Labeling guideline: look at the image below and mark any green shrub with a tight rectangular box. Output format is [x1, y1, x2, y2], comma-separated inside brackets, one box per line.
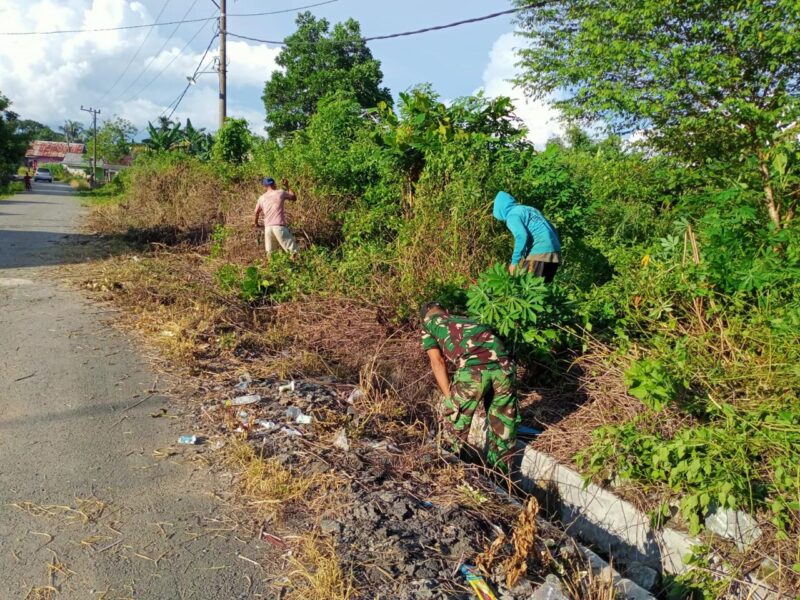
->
[465, 264, 575, 357]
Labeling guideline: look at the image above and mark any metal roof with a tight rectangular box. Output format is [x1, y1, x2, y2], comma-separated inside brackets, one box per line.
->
[26, 141, 86, 159]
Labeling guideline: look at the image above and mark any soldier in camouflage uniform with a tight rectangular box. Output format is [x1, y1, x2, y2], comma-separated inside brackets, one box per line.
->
[420, 302, 520, 473]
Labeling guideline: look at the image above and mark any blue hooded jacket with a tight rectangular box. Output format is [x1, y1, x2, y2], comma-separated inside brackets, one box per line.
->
[492, 191, 561, 265]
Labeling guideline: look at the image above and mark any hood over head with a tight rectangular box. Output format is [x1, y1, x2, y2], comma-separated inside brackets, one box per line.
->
[492, 191, 518, 222]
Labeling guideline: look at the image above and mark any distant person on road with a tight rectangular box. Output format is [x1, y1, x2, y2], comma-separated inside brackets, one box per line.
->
[420, 301, 520, 473]
[254, 177, 298, 255]
[23, 171, 32, 191]
[493, 191, 561, 281]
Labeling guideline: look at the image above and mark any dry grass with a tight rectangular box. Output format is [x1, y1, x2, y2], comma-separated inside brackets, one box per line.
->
[504, 498, 541, 588]
[282, 536, 356, 600]
[223, 439, 351, 523]
[24, 587, 57, 600]
[12, 497, 106, 525]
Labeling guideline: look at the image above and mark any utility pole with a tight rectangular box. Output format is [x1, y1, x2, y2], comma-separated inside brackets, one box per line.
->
[218, 0, 227, 130]
[81, 106, 101, 187]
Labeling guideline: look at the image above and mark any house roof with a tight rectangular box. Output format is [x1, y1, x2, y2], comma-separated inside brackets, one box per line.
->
[62, 152, 88, 166]
[26, 141, 86, 159]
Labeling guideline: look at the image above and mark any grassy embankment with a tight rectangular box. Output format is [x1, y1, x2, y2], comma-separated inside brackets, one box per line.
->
[74, 97, 800, 598]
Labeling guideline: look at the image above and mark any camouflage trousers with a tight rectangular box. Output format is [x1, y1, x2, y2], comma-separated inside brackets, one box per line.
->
[441, 359, 519, 473]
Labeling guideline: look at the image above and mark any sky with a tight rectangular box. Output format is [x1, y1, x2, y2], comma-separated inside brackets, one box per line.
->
[0, 0, 563, 146]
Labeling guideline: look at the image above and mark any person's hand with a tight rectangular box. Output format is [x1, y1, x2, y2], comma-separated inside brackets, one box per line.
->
[281, 178, 289, 188]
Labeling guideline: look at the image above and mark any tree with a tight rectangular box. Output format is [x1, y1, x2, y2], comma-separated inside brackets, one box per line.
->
[182, 119, 213, 158]
[59, 120, 85, 144]
[142, 117, 213, 157]
[515, 0, 800, 229]
[86, 117, 137, 164]
[16, 119, 63, 142]
[262, 12, 392, 139]
[0, 92, 28, 184]
[212, 118, 252, 164]
[142, 118, 183, 151]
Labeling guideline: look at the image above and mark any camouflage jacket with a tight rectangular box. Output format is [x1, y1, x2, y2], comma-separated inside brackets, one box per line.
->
[421, 310, 509, 369]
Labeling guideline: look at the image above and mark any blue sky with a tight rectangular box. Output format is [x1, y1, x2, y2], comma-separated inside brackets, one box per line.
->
[0, 0, 562, 144]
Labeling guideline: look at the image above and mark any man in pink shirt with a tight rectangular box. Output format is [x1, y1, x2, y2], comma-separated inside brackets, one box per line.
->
[254, 177, 299, 254]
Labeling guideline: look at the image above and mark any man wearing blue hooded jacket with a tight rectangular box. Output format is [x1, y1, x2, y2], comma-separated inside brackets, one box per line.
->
[493, 191, 561, 282]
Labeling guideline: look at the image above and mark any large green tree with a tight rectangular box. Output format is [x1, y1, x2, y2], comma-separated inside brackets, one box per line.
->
[262, 12, 392, 139]
[0, 93, 28, 184]
[16, 119, 63, 142]
[515, 0, 800, 229]
[86, 116, 137, 164]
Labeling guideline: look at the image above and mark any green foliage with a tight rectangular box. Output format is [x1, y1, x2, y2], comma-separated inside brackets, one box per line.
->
[515, 0, 800, 228]
[215, 263, 269, 303]
[144, 117, 212, 157]
[209, 224, 230, 259]
[15, 118, 64, 143]
[466, 264, 573, 356]
[580, 404, 800, 536]
[212, 118, 252, 165]
[0, 92, 28, 185]
[86, 116, 137, 164]
[44, 163, 69, 181]
[624, 358, 681, 411]
[262, 12, 392, 139]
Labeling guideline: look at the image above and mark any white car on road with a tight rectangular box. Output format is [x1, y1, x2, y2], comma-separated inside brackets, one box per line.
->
[33, 168, 54, 183]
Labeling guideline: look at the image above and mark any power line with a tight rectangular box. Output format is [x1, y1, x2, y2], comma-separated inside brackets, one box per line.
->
[134, 16, 216, 100]
[1, 0, 340, 36]
[225, 3, 542, 46]
[98, 0, 172, 102]
[161, 32, 219, 121]
[109, 0, 201, 106]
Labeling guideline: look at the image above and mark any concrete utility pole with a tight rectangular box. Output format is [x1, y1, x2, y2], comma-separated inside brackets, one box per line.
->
[80, 106, 101, 187]
[218, 0, 227, 130]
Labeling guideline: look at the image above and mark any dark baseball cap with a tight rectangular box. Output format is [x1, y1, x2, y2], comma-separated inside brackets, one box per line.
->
[262, 177, 275, 186]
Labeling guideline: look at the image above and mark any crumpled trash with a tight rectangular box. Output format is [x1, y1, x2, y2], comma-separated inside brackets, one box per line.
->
[332, 428, 350, 452]
[178, 435, 199, 445]
[255, 419, 278, 431]
[280, 427, 302, 437]
[286, 406, 313, 424]
[531, 574, 568, 600]
[278, 380, 296, 394]
[227, 394, 261, 406]
[346, 388, 365, 404]
[234, 372, 252, 391]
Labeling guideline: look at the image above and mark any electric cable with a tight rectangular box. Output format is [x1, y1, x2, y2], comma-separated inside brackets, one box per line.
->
[1, 0, 340, 36]
[160, 32, 219, 120]
[109, 0, 201, 106]
[98, 0, 171, 102]
[134, 16, 215, 99]
[225, 3, 545, 46]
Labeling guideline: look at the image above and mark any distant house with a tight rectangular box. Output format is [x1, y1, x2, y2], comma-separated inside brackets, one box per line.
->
[25, 141, 86, 167]
[62, 152, 91, 176]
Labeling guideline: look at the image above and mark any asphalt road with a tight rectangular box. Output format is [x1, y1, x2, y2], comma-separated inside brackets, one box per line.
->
[0, 183, 266, 598]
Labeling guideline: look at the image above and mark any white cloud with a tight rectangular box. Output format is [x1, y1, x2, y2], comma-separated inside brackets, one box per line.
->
[480, 32, 563, 149]
[0, 0, 279, 135]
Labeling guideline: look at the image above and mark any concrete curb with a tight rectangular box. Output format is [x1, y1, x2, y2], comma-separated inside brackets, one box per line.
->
[467, 419, 782, 598]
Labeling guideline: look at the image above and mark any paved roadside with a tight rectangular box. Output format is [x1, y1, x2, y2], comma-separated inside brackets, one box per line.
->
[0, 183, 265, 599]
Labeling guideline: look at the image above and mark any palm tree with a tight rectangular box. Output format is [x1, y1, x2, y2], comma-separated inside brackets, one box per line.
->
[59, 120, 84, 144]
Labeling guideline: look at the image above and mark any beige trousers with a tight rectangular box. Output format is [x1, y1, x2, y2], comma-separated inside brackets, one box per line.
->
[264, 225, 299, 254]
